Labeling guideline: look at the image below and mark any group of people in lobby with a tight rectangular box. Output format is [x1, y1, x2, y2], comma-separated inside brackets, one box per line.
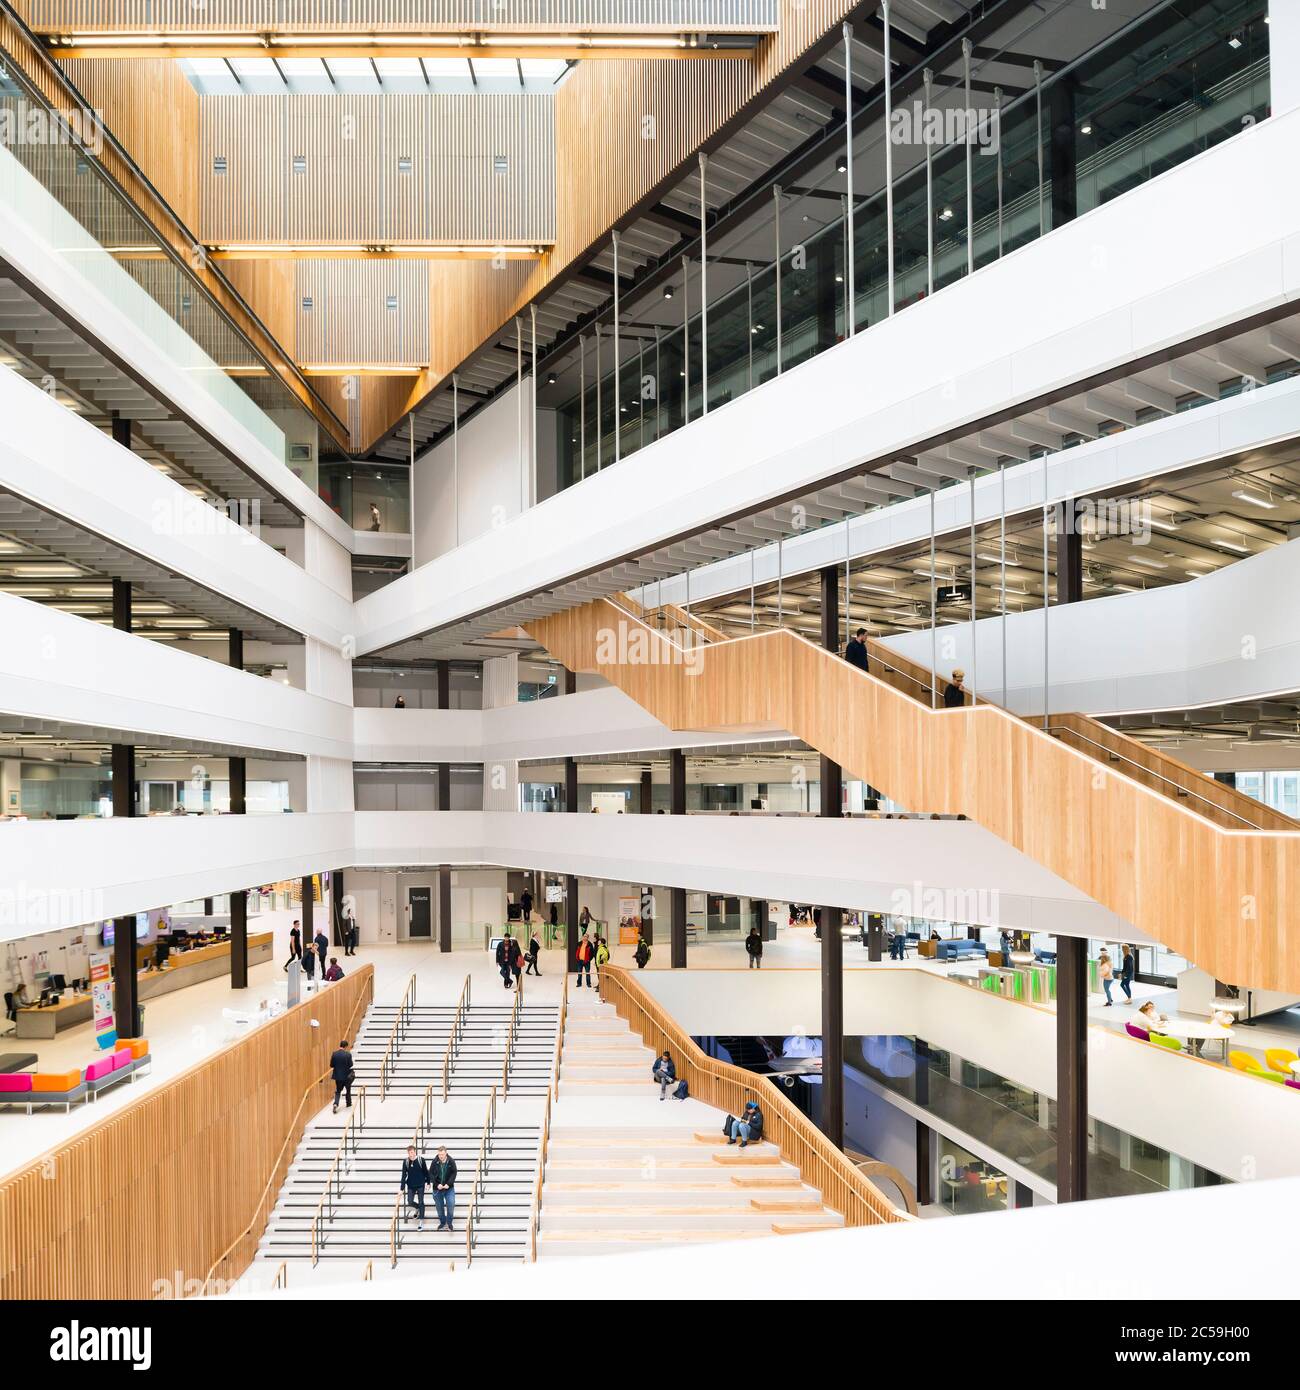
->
[284, 915, 355, 985]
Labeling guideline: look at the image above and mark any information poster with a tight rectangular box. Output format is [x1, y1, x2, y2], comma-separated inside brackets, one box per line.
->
[618, 896, 640, 945]
[90, 950, 115, 1051]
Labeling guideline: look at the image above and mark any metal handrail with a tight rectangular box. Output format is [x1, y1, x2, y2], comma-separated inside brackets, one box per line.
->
[379, 973, 418, 1101]
[441, 973, 472, 1102]
[465, 1086, 498, 1268]
[527, 1088, 552, 1261]
[388, 1186, 403, 1269]
[310, 1084, 367, 1266]
[502, 984, 523, 1098]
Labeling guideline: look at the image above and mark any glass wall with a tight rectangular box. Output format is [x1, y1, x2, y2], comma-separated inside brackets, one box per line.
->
[551, 0, 1269, 497]
[0, 52, 331, 473]
[850, 1034, 1226, 1199]
[318, 462, 411, 533]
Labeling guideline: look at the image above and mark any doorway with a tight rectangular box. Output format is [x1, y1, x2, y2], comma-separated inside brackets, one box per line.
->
[407, 885, 432, 939]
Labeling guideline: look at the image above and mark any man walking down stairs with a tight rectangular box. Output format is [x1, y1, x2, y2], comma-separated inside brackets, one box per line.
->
[537, 995, 845, 1256]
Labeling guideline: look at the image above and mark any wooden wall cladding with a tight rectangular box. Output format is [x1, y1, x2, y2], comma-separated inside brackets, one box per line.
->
[526, 601, 1300, 995]
[199, 93, 557, 246]
[295, 259, 431, 367]
[371, 0, 862, 449]
[0, 966, 373, 1300]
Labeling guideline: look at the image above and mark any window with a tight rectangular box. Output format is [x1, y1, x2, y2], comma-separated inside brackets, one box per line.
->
[291, 155, 307, 175]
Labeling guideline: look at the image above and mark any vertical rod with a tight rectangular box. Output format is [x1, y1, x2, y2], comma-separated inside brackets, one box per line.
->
[699, 152, 709, 412]
[638, 338, 645, 453]
[407, 410, 414, 557]
[1056, 935, 1088, 1202]
[995, 85, 1004, 256]
[963, 38, 974, 275]
[844, 516, 852, 651]
[843, 21, 855, 335]
[929, 489, 937, 708]
[578, 334, 586, 479]
[773, 185, 783, 373]
[777, 536, 783, 626]
[882, 0, 895, 315]
[1042, 487, 1051, 730]
[452, 373, 460, 545]
[529, 303, 537, 502]
[612, 229, 621, 461]
[681, 255, 689, 424]
[515, 316, 523, 512]
[969, 471, 977, 703]
[750, 547, 756, 632]
[924, 68, 934, 295]
[746, 262, 753, 391]
[1035, 60, 1046, 239]
[1000, 462, 1007, 708]
[654, 325, 661, 440]
[594, 323, 602, 468]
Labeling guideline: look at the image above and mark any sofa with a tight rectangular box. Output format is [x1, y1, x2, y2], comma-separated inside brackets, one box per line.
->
[0, 1039, 151, 1114]
[935, 939, 988, 962]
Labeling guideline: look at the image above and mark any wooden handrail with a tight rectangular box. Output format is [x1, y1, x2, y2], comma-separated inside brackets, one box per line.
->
[363, 1260, 373, 1282]
[843, 1146, 920, 1217]
[388, 1186, 403, 1269]
[310, 1085, 367, 1266]
[551, 975, 568, 1104]
[526, 598, 1300, 992]
[202, 967, 374, 1293]
[618, 591, 726, 645]
[379, 972, 418, 1102]
[598, 966, 905, 1227]
[864, 638, 1292, 832]
[271, 1261, 287, 1290]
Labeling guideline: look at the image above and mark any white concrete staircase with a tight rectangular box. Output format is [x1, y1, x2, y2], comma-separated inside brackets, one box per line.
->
[537, 996, 844, 1255]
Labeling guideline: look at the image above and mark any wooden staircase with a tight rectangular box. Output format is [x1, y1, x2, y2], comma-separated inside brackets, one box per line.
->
[537, 994, 845, 1255]
[526, 597, 1300, 992]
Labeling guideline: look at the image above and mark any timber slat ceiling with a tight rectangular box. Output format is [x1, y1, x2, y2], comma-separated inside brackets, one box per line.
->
[22, 0, 780, 34]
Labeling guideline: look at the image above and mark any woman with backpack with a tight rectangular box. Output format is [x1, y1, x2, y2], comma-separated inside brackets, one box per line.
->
[634, 935, 651, 970]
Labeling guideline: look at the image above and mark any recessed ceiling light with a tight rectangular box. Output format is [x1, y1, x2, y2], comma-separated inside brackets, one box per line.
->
[663, 286, 674, 300]
[1231, 488, 1276, 508]
[1080, 120, 1093, 135]
[939, 206, 954, 221]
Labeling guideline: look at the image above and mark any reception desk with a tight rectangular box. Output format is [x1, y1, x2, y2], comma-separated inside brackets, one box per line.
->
[15, 931, 274, 1039]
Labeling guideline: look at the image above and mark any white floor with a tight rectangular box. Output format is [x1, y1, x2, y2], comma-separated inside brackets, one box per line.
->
[5, 919, 1291, 1183]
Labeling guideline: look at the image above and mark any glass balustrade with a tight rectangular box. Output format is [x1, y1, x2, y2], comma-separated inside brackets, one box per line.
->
[550, 0, 1269, 497]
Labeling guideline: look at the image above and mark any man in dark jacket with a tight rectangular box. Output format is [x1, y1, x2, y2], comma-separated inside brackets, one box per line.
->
[401, 1145, 429, 1230]
[330, 1039, 353, 1114]
[430, 1146, 458, 1231]
[745, 926, 764, 969]
[313, 928, 330, 977]
[495, 935, 516, 990]
[845, 627, 870, 673]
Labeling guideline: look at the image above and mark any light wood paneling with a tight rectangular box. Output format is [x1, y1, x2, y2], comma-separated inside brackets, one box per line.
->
[527, 600, 1300, 993]
[600, 965, 908, 1227]
[0, 966, 373, 1300]
[364, 0, 861, 449]
[0, 23, 350, 448]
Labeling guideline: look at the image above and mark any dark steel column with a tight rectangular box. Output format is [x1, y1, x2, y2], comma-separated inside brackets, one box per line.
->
[229, 757, 246, 815]
[1057, 502, 1084, 605]
[640, 766, 653, 814]
[563, 665, 577, 697]
[437, 659, 452, 951]
[670, 748, 687, 969]
[333, 871, 345, 951]
[1048, 77, 1077, 230]
[565, 873, 580, 973]
[111, 579, 135, 818]
[915, 1122, 932, 1206]
[110, 412, 131, 450]
[301, 876, 314, 939]
[230, 890, 248, 990]
[819, 565, 844, 1148]
[112, 916, 140, 1038]
[866, 911, 884, 962]
[228, 627, 244, 671]
[1056, 934, 1088, 1202]
[1014, 1181, 1034, 1209]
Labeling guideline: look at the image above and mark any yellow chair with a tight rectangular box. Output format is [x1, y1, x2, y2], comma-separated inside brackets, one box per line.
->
[1265, 1047, 1298, 1075]
[1229, 1051, 1263, 1074]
